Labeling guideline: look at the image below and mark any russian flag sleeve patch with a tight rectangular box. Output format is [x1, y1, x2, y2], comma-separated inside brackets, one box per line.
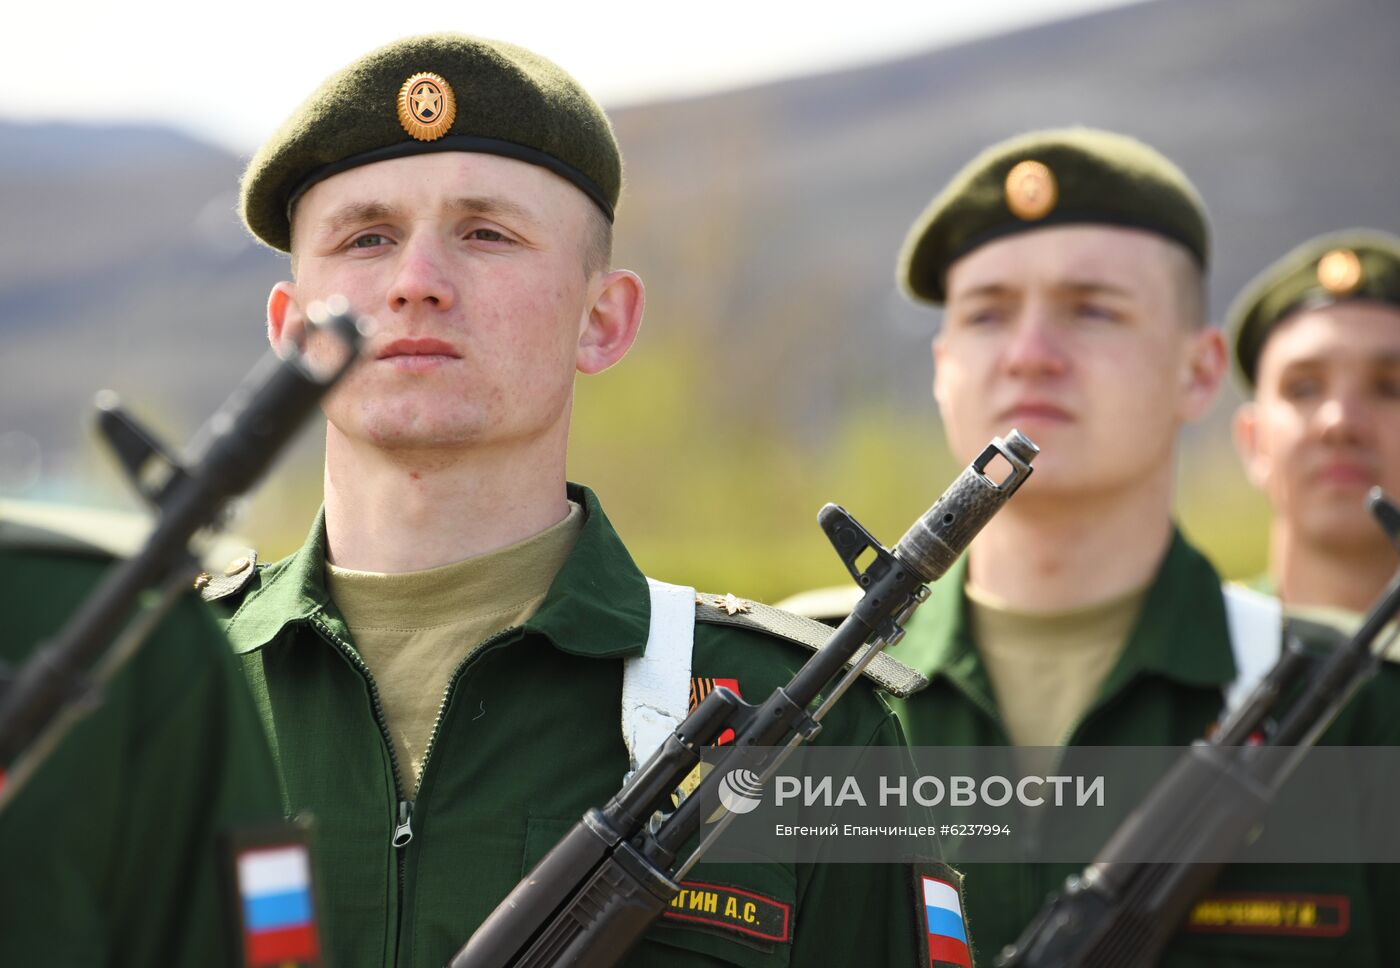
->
[921, 874, 971, 968]
[232, 836, 322, 968]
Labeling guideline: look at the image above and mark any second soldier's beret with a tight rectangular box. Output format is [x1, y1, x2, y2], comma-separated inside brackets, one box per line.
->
[1227, 229, 1400, 388]
[898, 127, 1209, 305]
[240, 33, 622, 252]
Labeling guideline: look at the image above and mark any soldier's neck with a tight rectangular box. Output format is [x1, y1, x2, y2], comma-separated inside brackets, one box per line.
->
[965, 480, 1175, 613]
[320, 423, 572, 573]
[1271, 523, 1395, 614]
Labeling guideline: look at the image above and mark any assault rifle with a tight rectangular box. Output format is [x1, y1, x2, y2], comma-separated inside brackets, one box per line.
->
[447, 430, 1038, 968]
[0, 300, 367, 811]
[997, 489, 1400, 968]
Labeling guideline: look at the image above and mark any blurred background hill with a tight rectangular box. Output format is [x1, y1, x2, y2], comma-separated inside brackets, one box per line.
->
[3, 0, 1398, 599]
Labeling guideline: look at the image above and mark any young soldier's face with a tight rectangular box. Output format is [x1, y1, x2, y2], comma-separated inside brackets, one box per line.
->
[935, 225, 1224, 498]
[272, 152, 632, 454]
[1235, 303, 1400, 552]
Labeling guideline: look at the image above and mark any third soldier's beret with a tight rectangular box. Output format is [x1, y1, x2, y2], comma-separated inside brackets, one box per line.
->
[898, 127, 1209, 305]
[1227, 229, 1400, 388]
[240, 33, 622, 252]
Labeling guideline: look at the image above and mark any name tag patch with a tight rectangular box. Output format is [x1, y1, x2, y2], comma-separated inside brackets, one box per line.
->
[1186, 893, 1349, 937]
[661, 880, 791, 943]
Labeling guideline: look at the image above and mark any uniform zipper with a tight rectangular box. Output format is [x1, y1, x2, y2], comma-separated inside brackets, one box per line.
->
[953, 650, 1126, 937]
[412, 627, 520, 799]
[311, 614, 410, 817]
[1058, 673, 1140, 748]
[310, 615, 415, 960]
[313, 616, 522, 965]
[365, 627, 519, 963]
[392, 799, 415, 847]
[934, 670, 1058, 941]
[945, 672, 1010, 743]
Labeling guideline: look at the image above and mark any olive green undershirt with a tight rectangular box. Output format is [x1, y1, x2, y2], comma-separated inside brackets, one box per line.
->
[325, 502, 584, 791]
[967, 581, 1151, 747]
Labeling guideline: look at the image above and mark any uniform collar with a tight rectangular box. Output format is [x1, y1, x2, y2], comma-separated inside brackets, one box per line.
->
[225, 483, 651, 660]
[899, 528, 1237, 704]
[523, 484, 650, 659]
[1097, 530, 1237, 694]
[223, 506, 334, 654]
[897, 553, 987, 698]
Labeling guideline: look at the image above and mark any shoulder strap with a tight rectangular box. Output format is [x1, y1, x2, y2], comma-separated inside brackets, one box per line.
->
[620, 583, 933, 775]
[198, 551, 259, 603]
[695, 593, 928, 698]
[1221, 581, 1284, 716]
[621, 579, 696, 775]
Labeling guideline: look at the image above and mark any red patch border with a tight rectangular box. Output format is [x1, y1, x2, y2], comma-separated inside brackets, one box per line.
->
[1185, 892, 1350, 938]
[662, 879, 792, 942]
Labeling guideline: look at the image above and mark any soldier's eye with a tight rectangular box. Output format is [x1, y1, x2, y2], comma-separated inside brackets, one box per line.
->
[1375, 374, 1400, 399]
[467, 228, 510, 243]
[350, 234, 388, 249]
[1281, 378, 1321, 400]
[962, 308, 1005, 326]
[1076, 302, 1121, 322]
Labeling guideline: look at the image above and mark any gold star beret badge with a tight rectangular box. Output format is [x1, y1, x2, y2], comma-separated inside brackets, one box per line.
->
[397, 71, 456, 142]
[1005, 159, 1057, 221]
[1316, 247, 1363, 295]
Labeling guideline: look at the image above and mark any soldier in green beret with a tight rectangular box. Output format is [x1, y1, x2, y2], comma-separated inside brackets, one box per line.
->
[877, 127, 1400, 965]
[1230, 230, 1400, 621]
[0, 504, 298, 966]
[214, 33, 961, 968]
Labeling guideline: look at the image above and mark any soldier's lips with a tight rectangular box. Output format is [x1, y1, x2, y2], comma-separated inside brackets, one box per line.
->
[1313, 461, 1375, 488]
[999, 402, 1074, 424]
[376, 338, 462, 371]
[382, 354, 458, 372]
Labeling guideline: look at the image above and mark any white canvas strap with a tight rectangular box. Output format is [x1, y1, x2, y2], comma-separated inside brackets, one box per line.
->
[1221, 582, 1284, 717]
[621, 579, 697, 774]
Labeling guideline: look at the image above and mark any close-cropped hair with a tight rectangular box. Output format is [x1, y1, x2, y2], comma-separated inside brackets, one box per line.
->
[1165, 241, 1208, 329]
[582, 204, 613, 277]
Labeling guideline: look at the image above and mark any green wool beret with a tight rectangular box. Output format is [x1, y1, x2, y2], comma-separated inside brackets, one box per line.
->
[898, 127, 1210, 305]
[1227, 228, 1400, 388]
[240, 33, 621, 252]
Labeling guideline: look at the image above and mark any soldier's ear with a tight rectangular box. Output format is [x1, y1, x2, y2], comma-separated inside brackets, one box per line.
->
[577, 269, 644, 375]
[1179, 325, 1227, 422]
[267, 282, 305, 354]
[1232, 402, 1269, 489]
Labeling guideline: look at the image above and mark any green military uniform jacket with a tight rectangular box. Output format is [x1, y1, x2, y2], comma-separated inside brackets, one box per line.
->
[211, 485, 954, 968]
[890, 531, 1400, 967]
[0, 515, 289, 966]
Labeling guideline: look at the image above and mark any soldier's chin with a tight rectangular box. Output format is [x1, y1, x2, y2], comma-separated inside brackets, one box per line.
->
[368, 426, 486, 452]
[326, 412, 488, 453]
[1297, 504, 1388, 551]
[1007, 461, 1127, 501]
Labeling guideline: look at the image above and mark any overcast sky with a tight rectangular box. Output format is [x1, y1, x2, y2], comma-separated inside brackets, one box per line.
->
[1, 0, 1141, 154]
